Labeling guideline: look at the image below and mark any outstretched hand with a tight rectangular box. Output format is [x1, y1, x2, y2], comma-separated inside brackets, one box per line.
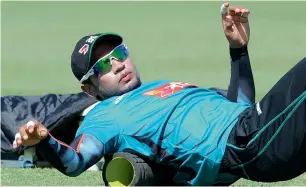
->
[13, 120, 48, 149]
[221, 2, 251, 48]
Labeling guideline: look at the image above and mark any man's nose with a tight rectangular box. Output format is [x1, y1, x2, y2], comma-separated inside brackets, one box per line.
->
[111, 59, 125, 74]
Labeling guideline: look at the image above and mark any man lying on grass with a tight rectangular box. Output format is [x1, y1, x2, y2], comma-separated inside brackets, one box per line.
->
[13, 2, 306, 186]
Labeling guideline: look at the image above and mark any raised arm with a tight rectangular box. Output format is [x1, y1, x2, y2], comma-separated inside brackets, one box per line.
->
[228, 46, 255, 103]
[220, 2, 255, 103]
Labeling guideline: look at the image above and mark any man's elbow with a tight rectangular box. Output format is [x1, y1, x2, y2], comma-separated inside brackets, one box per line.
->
[65, 172, 82, 177]
[61, 168, 85, 177]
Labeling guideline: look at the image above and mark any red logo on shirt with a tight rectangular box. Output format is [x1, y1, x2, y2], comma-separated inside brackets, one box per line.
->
[143, 82, 197, 98]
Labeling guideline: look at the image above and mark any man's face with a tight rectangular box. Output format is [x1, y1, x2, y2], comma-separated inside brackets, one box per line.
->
[83, 42, 141, 100]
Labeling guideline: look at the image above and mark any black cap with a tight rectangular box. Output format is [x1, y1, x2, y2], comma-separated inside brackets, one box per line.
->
[71, 32, 123, 82]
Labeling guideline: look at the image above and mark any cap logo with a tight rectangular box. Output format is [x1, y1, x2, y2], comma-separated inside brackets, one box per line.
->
[86, 36, 98, 43]
[79, 44, 89, 55]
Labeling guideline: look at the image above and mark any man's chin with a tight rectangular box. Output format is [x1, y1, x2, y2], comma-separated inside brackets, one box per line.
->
[120, 78, 141, 94]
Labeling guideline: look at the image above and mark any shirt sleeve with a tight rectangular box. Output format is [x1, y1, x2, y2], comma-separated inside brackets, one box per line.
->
[36, 133, 104, 177]
[36, 103, 120, 177]
[75, 103, 120, 153]
[227, 45, 255, 104]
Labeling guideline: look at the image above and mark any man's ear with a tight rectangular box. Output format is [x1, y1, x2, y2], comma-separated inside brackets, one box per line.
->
[81, 84, 96, 98]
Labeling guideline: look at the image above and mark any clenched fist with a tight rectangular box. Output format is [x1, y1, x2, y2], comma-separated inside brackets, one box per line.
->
[221, 2, 251, 48]
[13, 120, 48, 149]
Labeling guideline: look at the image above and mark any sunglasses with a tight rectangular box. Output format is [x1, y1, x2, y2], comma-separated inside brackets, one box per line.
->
[80, 44, 129, 83]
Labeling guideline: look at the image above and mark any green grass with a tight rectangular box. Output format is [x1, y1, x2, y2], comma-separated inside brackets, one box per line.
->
[1, 168, 306, 186]
[1, 1, 306, 186]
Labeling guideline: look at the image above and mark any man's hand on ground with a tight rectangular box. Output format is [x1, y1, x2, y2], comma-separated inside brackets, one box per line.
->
[13, 120, 48, 149]
[221, 2, 251, 48]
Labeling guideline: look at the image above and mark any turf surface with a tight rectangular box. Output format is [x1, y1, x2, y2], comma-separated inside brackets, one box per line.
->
[1, 168, 306, 186]
[1, 1, 306, 186]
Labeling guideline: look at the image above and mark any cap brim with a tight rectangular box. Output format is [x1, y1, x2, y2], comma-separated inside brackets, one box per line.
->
[88, 33, 123, 64]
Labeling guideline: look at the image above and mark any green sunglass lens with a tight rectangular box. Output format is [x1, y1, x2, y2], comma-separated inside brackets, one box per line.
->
[93, 45, 129, 75]
[112, 45, 129, 61]
[94, 58, 112, 74]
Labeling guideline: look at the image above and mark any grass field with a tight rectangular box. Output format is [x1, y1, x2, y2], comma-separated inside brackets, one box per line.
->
[1, 1, 306, 186]
[1, 168, 306, 186]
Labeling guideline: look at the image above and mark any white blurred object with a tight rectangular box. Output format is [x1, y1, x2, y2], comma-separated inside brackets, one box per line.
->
[220, 3, 228, 15]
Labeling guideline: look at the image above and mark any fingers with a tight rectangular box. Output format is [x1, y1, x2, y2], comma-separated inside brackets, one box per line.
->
[32, 120, 47, 138]
[221, 2, 233, 32]
[228, 4, 250, 22]
[27, 120, 46, 137]
[38, 127, 47, 138]
[14, 125, 28, 149]
[241, 9, 250, 23]
[220, 2, 229, 18]
[13, 139, 18, 149]
[241, 8, 250, 17]
[19, 126, 28, 141]
[12, 120, 47, 150]
[224, 15, 233, 29]
[14, 132, 22, 148]
[26, 120, 35, 133]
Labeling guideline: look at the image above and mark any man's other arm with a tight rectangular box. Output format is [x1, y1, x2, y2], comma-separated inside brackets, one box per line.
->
[36, 133, 104, 177]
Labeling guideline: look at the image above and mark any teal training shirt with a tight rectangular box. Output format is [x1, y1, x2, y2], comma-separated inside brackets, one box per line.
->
[76, 80, 251, 185]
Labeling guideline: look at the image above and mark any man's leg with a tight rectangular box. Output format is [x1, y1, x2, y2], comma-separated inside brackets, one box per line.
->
[221, 57, 306, 182]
